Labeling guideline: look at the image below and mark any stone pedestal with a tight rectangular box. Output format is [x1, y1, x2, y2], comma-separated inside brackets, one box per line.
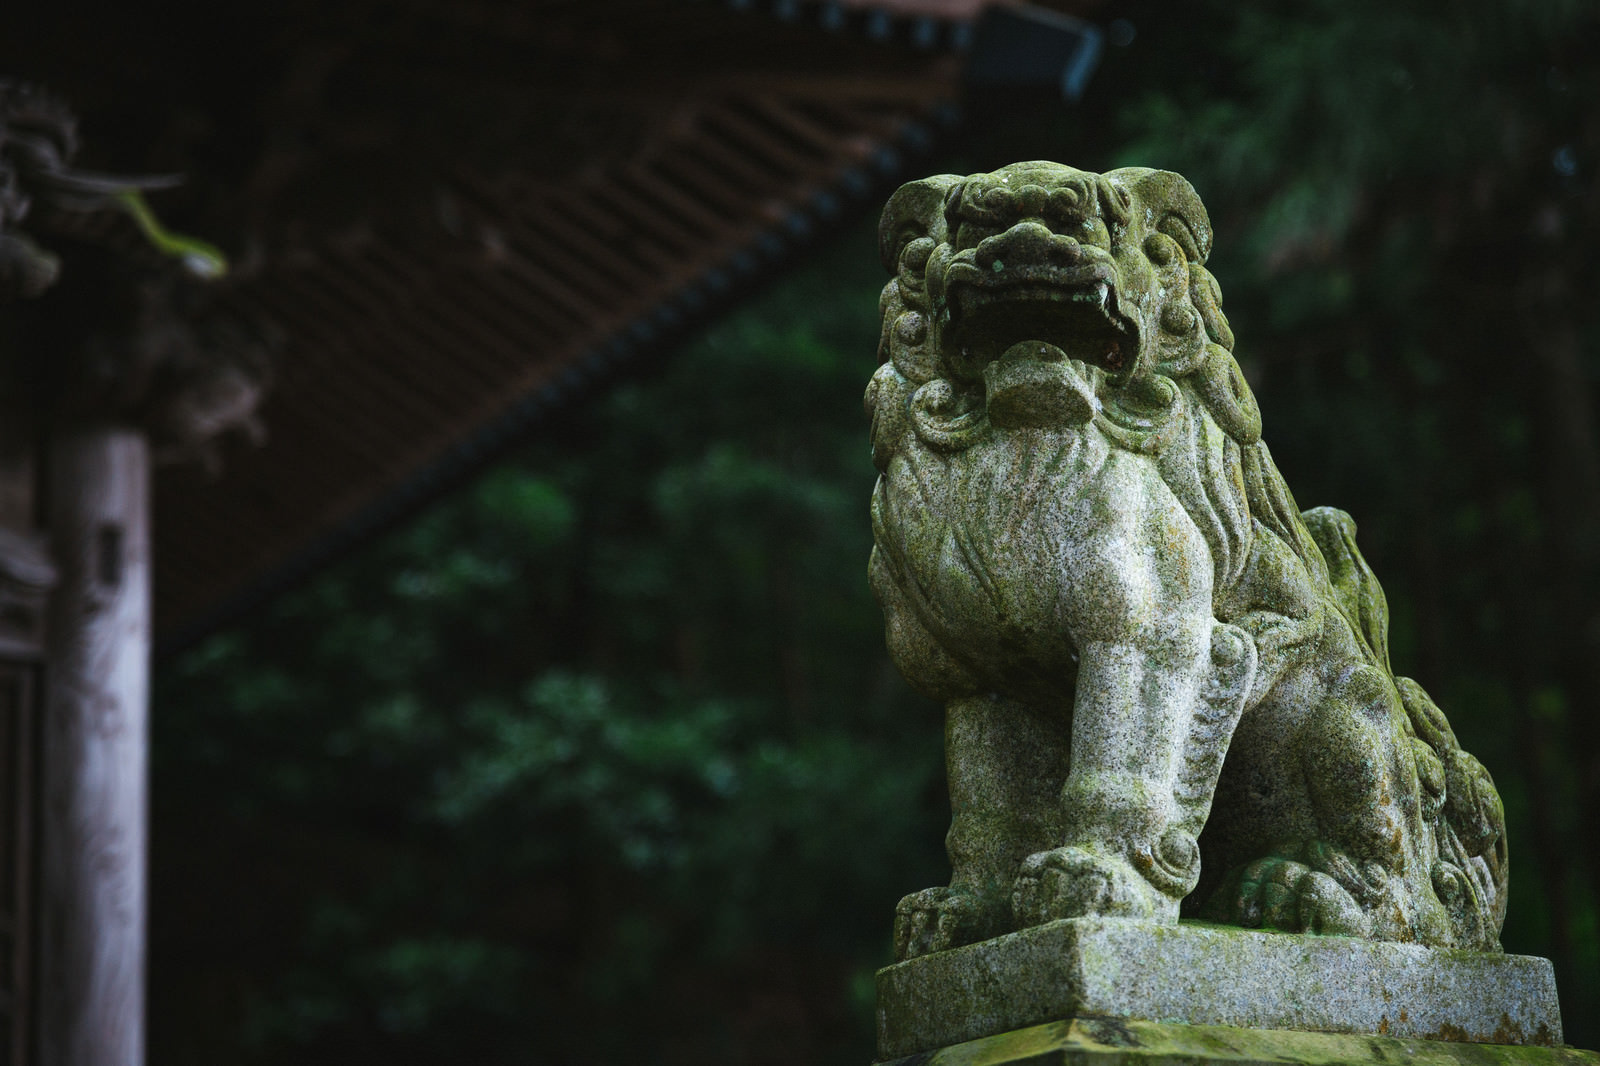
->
[875, 1016, 1600, 1065]
[875, 919, 1589, 1065]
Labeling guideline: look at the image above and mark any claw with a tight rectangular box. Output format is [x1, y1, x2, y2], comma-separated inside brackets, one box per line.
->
[891, 885, 1004, 961]
[1236, 879, 1263, 927]
[1210, 854, 1371, 937]
[1011, 845, 1172, 929]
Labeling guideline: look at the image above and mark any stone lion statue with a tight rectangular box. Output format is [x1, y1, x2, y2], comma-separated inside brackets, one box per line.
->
[866, 162, 1507, 961]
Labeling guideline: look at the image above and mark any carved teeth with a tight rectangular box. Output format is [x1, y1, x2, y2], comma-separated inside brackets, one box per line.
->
[1066, 283, 1110, 308]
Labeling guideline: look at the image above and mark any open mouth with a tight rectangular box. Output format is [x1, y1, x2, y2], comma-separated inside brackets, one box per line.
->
[944, 270, 1136, 375]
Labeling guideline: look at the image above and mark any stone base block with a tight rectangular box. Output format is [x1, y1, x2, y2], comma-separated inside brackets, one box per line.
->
[875, 1016, 1600, 1066]
[876, 918, 1565, 1061]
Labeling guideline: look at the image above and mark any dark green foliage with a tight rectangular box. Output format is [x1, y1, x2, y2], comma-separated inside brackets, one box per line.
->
[151, 232, 947, 1064]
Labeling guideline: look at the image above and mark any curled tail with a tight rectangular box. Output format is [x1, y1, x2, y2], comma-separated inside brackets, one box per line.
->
[1303, 506, 1508, 948]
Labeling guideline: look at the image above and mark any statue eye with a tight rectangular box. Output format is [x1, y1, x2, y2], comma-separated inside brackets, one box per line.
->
[1077, 217, 1111, 249]
[978, 185, 1017, 217]
[951, 182, 1009, 226]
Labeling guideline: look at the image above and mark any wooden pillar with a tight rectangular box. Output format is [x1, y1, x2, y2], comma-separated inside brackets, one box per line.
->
[0, 80, 261, 1065]
[39, 424, 150, 1066]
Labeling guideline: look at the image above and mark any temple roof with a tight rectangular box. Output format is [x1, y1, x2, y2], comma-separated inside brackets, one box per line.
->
[1, 0, 1103, 651]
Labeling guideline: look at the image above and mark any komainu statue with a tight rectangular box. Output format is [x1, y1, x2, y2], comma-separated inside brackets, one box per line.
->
[866, 162, 1508, 962]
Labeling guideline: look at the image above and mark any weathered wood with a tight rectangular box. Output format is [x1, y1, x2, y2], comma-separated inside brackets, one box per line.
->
[40, 424, 149, 1066]
[0, 516, 52, 1066]
[0, 528, 53, 664]
[1, 665, 39, 1066]
[0, 420, 35, 531]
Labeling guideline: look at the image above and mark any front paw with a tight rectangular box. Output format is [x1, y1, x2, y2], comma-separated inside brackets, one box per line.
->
[893, 886, 1004, 961]
[1202, 856, 1370, 937]
[1011, 845, 1171, 929]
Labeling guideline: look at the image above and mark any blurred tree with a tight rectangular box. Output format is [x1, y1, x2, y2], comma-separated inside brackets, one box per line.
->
[150, 227, 950, 1064]
[151, 0, 1599, 1061]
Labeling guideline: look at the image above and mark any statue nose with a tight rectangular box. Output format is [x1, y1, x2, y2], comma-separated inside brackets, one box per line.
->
[974, 221, 1084, 273]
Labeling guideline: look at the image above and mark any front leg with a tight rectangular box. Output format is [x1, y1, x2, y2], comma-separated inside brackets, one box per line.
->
[894, 693, 1068, 960]
[1012, 620, 1257, 928]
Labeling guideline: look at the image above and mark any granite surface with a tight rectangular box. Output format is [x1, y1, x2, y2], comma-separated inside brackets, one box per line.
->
[876, 918, 1563, 1061]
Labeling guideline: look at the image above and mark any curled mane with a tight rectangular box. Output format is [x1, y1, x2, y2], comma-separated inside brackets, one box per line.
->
[1165, 258, 1332, 601]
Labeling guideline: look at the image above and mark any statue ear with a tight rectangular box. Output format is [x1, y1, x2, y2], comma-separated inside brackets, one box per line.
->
[1106, 168, 1213, 266]
[878, 174, 963, 273]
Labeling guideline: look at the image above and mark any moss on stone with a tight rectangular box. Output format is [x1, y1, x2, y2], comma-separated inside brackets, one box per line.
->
[877, 1016, 1600, 1066]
